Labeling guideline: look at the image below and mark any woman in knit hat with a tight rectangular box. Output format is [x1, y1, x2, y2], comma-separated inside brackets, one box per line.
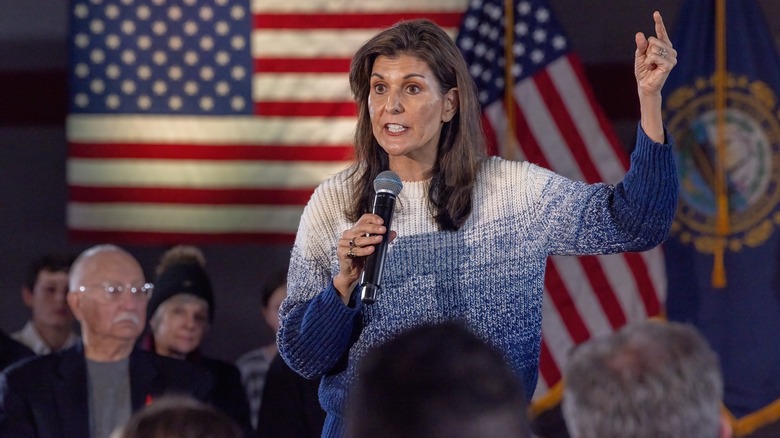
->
[145, 245, 252, 436]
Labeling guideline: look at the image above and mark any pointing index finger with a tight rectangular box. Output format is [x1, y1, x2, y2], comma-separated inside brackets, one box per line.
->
[654, 10, 671, 45]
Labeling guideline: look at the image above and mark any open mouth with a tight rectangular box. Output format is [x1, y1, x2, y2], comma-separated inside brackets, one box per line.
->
[386, 123, 407, 133]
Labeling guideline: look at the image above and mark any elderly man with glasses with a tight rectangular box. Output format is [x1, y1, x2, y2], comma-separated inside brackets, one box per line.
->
[0, 244, 213, 438]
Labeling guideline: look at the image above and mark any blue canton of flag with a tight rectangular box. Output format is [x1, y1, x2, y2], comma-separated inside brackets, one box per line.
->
[70, 0, 253, 115]
[457, 0, 568, 109]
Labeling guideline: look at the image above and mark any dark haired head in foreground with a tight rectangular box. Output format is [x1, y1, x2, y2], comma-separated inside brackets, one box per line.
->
[112, 395, 243, 438]
[346, 322, 531, 438]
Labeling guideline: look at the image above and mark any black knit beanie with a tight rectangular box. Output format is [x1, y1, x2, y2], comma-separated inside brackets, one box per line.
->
[148, 262, 215, 323]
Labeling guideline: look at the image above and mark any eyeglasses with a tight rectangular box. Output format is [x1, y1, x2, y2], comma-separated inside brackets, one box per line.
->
[77, 283, 154, 300]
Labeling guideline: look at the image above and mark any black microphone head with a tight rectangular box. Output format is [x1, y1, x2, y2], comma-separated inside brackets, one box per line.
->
[374, 170, 403, 196]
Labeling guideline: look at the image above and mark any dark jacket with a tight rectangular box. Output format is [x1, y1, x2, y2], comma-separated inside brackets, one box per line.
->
[193, 355, 253, 436]
[0, 343, 212, 438]
[256, 353, 325, 438]
[0, 331, 34, 372]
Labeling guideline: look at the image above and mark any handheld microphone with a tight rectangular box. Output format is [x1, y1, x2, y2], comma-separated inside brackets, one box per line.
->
[359, 170, 403, 304]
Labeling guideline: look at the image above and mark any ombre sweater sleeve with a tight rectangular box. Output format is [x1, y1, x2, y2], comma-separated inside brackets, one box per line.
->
[521, 124, 678, 255]
[277, 172, 362, 379]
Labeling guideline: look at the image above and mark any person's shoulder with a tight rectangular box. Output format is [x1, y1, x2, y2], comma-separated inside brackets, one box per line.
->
[477, 156, 549, 184]
[1, 347, 74, 387]
[479, 156, 531, 173]
[0, 331, 35, 370]
[2, 354, 49, 379]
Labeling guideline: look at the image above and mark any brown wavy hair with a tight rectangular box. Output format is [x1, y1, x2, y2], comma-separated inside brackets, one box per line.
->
[347, 19, 486, 231]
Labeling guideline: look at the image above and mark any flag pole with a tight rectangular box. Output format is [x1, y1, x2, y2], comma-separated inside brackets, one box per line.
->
[712, 0, 729, 288]
[504, 0, 517, 155]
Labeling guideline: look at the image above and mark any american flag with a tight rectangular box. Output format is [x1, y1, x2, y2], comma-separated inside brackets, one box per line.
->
[66, 0, 467, 244]
[456, 0, 667, 407]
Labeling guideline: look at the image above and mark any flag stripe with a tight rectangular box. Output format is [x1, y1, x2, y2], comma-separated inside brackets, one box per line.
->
[254, 12, 464, 29]
[565, 54, 630, 175]
[70, 143, 354, 162]
[68, 115, 356, 145]
[597, 253, 650, 321]
[250, 0, 468, 13]
[510, 100, 547, 167]
[69, 186, 315, 206]
[67, 159, 348, 189]
[68, 203, 304, 233]
[255, 101, 357, 117]
[480, 112, 501, 157]
[69, 229, 296, 245]
[624, 252, 661, 316]
[548, 56, 626, 182]
[578, 256, 627, 329]
[533, 68, 602, 183]
[252, 29, 458, 58]
[538, 338, 562, 389]
[252, 73, 349, 101]
[516, 77, 577, 176]
[553, 256, 614, 335]
[640, 249, 667, 306]
[255, 58, 352, 73]
[544, 262, 591, 344]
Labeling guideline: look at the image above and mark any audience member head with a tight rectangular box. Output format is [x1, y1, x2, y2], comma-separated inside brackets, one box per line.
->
[260, 267, 288, 334]
[67, 244, 152, 360]
[562, 320, 731, 438]
[111, 395, 243, 438]
[147, 245, 214, 359]
[346, 321, 531, 438]
[21, 253, 76, 346]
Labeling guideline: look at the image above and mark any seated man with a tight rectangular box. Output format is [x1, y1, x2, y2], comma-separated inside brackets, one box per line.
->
[12, 253, 79, 355]
[562, 320, 732, 438]
[0, 244, 213, 438]
[346, 321, 531, 438]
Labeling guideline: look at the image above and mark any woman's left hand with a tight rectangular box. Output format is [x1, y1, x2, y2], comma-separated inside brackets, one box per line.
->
[333, 213, 397, 304]
[634, 11, 677, 98]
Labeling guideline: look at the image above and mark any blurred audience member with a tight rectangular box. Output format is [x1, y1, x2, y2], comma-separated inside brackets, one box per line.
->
[144, 245, 252, 435]
[0, 329, 34, 371]
[562, 320, 732, 438]
[0, 244, 212, 438]
[12, 253, 79, 355]
[346, 321, 531, 438]
[235, 268, 288, 430]
[110, 395, 243, 438]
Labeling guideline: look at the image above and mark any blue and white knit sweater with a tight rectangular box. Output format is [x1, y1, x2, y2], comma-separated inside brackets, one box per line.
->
[279, 125, 678, 437]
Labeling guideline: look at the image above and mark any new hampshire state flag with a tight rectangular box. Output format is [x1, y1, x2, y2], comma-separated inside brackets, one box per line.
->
[663, 0, 780, 435]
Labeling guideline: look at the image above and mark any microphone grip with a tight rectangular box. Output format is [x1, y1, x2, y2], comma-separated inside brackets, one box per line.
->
[359, 192, 396, 304]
